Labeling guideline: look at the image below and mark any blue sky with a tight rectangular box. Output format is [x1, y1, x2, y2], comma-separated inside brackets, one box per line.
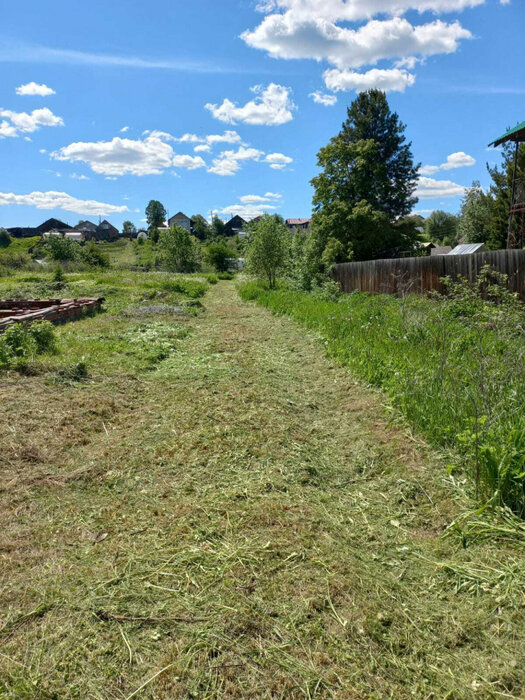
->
[0, 0, 524, 229]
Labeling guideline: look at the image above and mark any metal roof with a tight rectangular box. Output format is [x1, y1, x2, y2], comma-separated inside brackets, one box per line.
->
[448, 243, 486, 255]
[286, 218, 311, 225]
[489, 120, 525, 148]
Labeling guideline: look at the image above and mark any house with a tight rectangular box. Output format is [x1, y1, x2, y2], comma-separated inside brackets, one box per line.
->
[96, 220, 119, 242]
[420, 242, 435, 255]
[224, 215, 247, 237]
[168, 212, 193, 233]
[37, 218, 72, 234]
[430, 245, 452, 256]
[6, 226, 40, 238]
[42, 230, 62, 239]
[286, 218, 311, 234]
[448, 243, 487, 255]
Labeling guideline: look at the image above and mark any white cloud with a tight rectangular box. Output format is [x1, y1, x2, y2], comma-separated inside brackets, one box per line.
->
[120, 125, 130, 132]
[415, 176, 467, 199]
[265, 152, 293, 170]
[171, 154, 206, 170]
[15, 81, 55, 96]
[255, 1, 484, 22]
[0, 107, 64, 138]
[0, 190, 129, 215]
[215, 192, 282, 220]
[39, 148, 47, 154]
[205, 84, 295, 126]
[208, 146, 263, 176]
[176, 133, 204, 143]
[194, 144, 211, 153]
[420, 151, 476, 175]
[243, 2, 478, 94]
[70, 173, 90, 180]
[310, 91, 338, 106]
[324, 67, 415, 92]
[52, 131, 205, 176]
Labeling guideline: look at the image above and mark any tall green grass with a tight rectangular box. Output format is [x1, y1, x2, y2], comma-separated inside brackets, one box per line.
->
[239, 273, 525, 516]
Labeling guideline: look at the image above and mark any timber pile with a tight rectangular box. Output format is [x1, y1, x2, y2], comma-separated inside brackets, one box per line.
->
[0, 298, 104, 331]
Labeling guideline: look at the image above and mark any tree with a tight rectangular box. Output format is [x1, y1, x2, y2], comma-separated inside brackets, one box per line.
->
[311, 90, 419, 263]
[458, 182, 494, 245]
[424, 210, 459, 247]
[145, 200, 166, 231]
[205, 242, 233, 272]
[191, 214, 210, 241]
[159, 225, 201, 272]
[0, 228, 11, 248]
[45, 234, 79, 261]
[122, 220, 136, 238]
[246, 214, 289, 288]
[210, 215, 226, 238]
[486, 142, 525, 249]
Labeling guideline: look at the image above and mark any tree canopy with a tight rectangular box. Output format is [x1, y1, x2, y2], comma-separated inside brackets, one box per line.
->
[310, 90, 419, 264]
[424, 210, 459, 247]
[145, 200, 166, 231]
[159, 225, 200, 273]
[122, 221, 136, 236]
[246, 214, 289, 288]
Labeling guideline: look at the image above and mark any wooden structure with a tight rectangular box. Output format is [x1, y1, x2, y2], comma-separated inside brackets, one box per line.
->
[0, 298, 104, 332]
[333, 249, 525, 301]
[489, 121, 525, 249]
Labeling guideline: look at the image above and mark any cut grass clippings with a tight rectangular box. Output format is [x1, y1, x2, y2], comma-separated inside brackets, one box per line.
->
[0, 276, 524, 698]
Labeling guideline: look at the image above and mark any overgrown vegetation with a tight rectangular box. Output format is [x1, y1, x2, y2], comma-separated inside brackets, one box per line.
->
[239, 268, 525, 517]
[0, 320, 56, 370]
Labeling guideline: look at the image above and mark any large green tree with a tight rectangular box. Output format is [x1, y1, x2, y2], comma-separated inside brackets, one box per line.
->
[191, 214, 210, 241]
[311, 90, 420, 263]
[122, 220, 136, 237]
[486, 142, 525, 249]
[145, 200, 166, 231]
[458, 182, 494, 245]
[424, 210, 460, 247]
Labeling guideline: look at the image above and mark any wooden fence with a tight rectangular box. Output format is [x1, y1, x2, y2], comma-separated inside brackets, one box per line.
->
[333, 249, 525, 301]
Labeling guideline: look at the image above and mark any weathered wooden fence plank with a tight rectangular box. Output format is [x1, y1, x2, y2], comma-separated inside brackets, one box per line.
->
[333, 250, 525, 301]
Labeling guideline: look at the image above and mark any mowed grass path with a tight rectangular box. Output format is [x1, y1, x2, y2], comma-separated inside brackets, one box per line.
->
[1, 281, 523, 698]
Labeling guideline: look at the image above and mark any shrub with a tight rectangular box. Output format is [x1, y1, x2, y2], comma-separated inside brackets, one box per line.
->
[0, 228, 11, 248]
[159, 225, 201, 273]
[0, 250, 33, 269]
[80, 240, 110, 268]
[218, 272, 234, 280]
[205, 242, 233, 272]
[0, 321, 57, 370]
[45, 235, 79, 262]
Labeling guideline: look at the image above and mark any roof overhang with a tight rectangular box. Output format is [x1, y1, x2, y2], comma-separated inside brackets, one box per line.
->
[489, 120, 525, 148]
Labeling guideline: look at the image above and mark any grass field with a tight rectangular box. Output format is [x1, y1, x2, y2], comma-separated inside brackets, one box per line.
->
[1, 272, 524, 698]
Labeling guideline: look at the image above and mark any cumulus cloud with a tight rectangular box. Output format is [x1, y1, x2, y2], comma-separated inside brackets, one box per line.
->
[52, 131, 205, 176]
[205, 84, 295, 126]
[255, 0, 483, 22]
[215, 192, 283, 220]
[239, 192, 282, 204]
[415, 176, 467, 199]
[194, 144, 211, 153]
[15, 81, 55, 96]
[243, 16, 470, 70]
[310, 91, 338, 106]
[243, 1, 480, 94]
[0, 107, 63, 138]
[324, 67, 415, 92]
[265, 152, 293, 170]
[420, 151, 476, 175]
[208, 146, 264, 176]
[0, 190, 129, 215]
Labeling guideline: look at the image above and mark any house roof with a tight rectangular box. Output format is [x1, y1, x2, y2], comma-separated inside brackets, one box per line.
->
[489, 120, 525, 148]
[37, 218, 71, 233]
[286, 218, 311, 226]
[448, 243, 486, 255]
[169, 211, 191, 221]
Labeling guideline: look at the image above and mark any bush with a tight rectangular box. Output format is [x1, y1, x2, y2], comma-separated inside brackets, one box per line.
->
[80, 240, 110, 267]
[238, 269, 525, 517]
[0, 250, 33, 269]
[205, 242, 233, 272]
[159, 225, 200, 273]
[218, 272, 234, 280]
[0, 321, 57, 370]
[0, 228, 11, 248]
[45, 235, 79, 262]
